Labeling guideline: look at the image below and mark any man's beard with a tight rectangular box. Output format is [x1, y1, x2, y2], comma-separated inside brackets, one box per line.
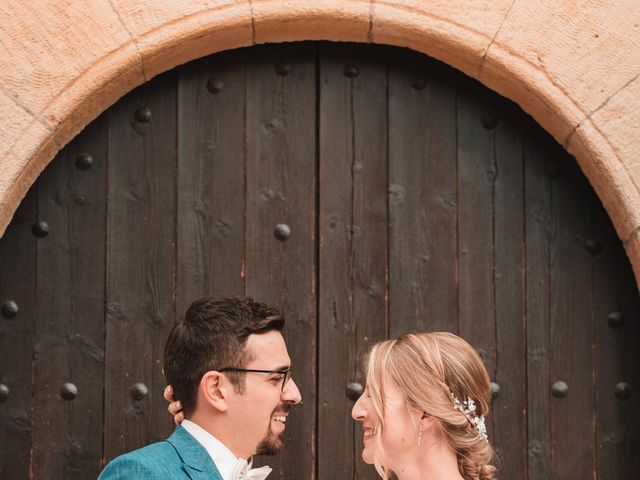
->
[256, 404, 291, 455]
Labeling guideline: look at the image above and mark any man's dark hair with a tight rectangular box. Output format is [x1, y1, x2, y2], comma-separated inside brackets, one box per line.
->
[163, 296, 284, 416]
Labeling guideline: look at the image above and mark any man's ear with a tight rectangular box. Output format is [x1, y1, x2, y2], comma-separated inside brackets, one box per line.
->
[199, 371, 229, 412]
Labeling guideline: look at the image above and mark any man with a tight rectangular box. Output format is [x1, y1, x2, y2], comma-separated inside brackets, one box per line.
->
[99, 296, 302, 480]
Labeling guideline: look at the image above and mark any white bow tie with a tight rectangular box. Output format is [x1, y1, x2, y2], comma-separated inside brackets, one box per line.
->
[232, 458, 272, 480]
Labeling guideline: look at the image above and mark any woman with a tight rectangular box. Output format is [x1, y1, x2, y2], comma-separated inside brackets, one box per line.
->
[166, 332, 497, 479]
[352, 332, 497, 480]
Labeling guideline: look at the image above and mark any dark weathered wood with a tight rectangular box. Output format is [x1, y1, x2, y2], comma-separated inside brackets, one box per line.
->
[3, 41, 640, 480]
[548, 148, 594, 478]
[593, 197, 640, 478]
[388, 50, 458, 336]
[176, 51, 246, 312]
[244, 43, 317, 480]
[318, 44, 387, 480]
[104, 73, 177, 461]
[456, 88, 497, 435]
[0, 187, 36, 479]
[491, 103, 526, 478]
[30, 118, 107, 479]
[524, 126, 553, 479]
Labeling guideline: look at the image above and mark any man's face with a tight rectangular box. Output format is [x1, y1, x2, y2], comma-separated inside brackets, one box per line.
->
[226, 330, 302, 457]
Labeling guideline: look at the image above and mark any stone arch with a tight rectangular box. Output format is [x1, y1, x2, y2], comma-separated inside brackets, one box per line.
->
[1, 1, 639, 279]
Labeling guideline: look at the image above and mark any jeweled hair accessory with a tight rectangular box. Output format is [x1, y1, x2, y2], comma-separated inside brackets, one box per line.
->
[451, 394, 488, 441]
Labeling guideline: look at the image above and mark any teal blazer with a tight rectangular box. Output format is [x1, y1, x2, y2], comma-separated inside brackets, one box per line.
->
[98, 426, 223, 480]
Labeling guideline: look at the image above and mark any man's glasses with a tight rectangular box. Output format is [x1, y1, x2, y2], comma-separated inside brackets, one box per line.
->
[219, 367, 293, 392]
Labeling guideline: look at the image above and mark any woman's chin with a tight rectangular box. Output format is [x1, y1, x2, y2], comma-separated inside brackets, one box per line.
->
[361, 449, 374, 464]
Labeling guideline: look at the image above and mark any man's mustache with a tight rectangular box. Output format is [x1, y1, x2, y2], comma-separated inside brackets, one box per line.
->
[273, 403, 292, 414]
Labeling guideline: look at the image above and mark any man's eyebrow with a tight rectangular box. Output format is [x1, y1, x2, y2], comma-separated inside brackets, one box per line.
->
[272, 365, 291, 371]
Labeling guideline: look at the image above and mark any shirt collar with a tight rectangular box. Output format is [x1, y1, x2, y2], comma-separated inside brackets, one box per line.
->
[181, 419, 240, 480]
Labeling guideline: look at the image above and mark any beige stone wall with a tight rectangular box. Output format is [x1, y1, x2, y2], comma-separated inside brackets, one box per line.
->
[1, 0, 639, 280]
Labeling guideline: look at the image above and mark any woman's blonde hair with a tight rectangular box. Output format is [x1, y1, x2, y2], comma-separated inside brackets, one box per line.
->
[365, 332, 498, 480]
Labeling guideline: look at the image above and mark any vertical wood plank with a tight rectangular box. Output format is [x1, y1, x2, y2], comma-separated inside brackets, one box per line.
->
[593, 198, 640, 478]
[244, 43, 317, 480]
[388, 51, 457, 336]
[492, 104, 526, 478]
[456, 88, 497, 432]
[548, 149, 594, 479]
[31, 117, 108, 478]
[524, 127, 553, 479]
[318, 44, 387, 480]
[0, 189, 36, 479]
[176, 51, 246, 311]
[104, 73, 177, 461]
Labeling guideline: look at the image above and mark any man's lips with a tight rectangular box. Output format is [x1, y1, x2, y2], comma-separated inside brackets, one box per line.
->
[272, 404, 291, 424]
[273, 414, 287, 424]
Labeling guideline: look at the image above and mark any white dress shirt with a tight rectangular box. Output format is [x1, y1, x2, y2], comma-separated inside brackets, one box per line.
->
[182, 419, 239, 480]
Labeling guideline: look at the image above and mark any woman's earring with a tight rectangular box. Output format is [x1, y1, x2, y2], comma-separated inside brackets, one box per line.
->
[418, 412, 428, 446]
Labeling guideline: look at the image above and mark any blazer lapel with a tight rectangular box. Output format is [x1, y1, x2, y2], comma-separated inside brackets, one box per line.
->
[167, 426, 224, 480]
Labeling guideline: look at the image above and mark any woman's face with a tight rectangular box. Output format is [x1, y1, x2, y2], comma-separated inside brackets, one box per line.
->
[351, 377, 420, 468]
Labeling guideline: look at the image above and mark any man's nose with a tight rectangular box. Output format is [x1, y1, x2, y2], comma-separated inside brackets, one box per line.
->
[282, 377, 302, 404]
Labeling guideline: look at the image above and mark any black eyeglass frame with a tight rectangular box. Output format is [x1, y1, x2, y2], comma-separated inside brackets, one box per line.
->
[218, 367, 293, 392]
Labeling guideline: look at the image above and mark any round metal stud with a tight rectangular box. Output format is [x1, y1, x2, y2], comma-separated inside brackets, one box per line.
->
[490, 382, 501, 399]
[346, 382, 363, 401]
[130, 383, 148, 401]
[134, 107, 152, 123]
[75, 153, 93, 171]
[411, 78, 427, 90]
[551, 381, 569, 398]
[607, 311, 624, 329]
[206, 78, 224, 94]
[614, 382, 631, 400]
[585, 239, 603, 256]
[481, 113, 498, 130]
[0, 383, 9, 402]
[274, 224, 291, 241]
[274, 63, 291, 76]
[1, 300, 18, 319]
[60, 383, 78, 401]
[545, 164, 562, 180]
[344, 64, 359, 79]
[32, 221, 49, 238]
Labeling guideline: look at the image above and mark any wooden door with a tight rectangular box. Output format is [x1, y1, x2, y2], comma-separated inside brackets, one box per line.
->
[0, 42, 638, 480]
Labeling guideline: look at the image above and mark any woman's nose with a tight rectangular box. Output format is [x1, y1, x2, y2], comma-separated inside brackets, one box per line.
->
[351, 394, 366, 420]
